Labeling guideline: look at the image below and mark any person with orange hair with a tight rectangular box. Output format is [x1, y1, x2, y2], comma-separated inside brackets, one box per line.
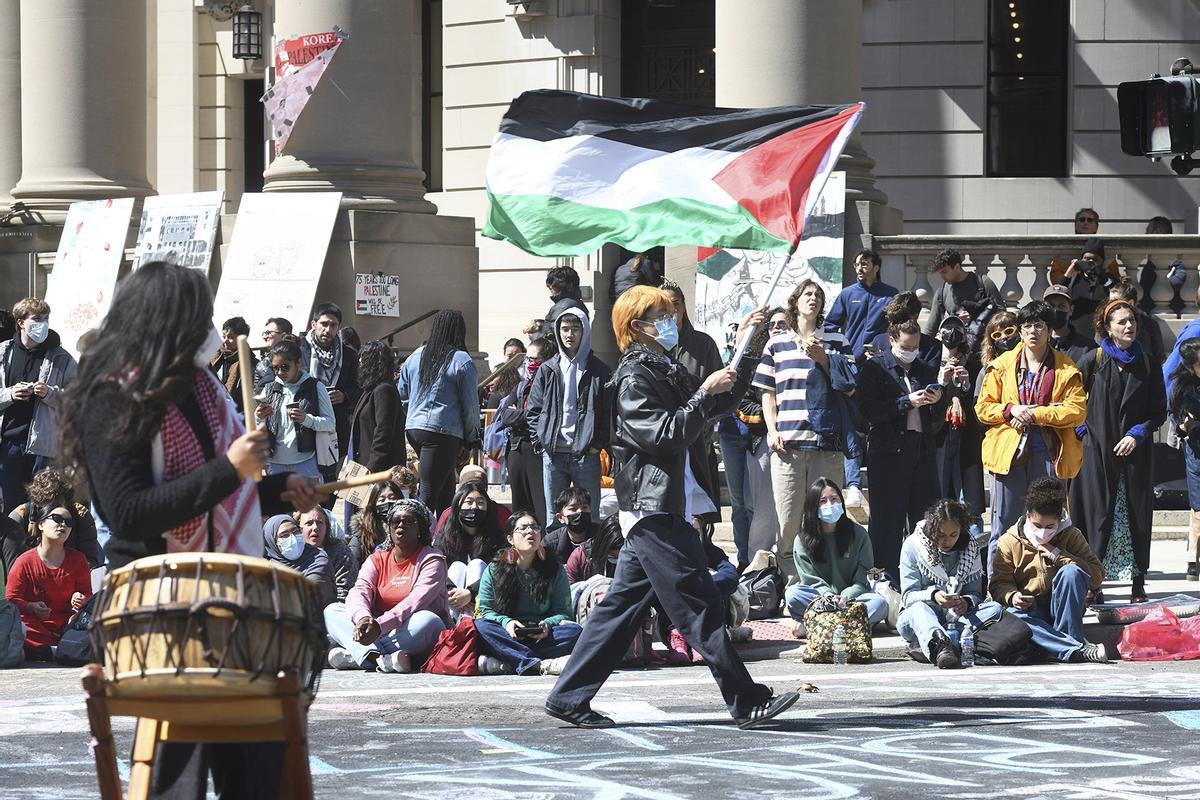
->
[544, 287, 801, 730]
[1068, 299, 1166, 604]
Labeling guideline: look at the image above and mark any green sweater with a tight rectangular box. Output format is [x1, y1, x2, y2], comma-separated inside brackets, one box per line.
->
[792, 521, 874, 601]
[476, 562, 573, 629]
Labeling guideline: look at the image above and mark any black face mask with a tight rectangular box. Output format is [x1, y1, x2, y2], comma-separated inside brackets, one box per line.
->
[1049, 309, 1070, 331]
[996, 336, 1020, 354]
[564, 512, 589, 534]
[458, 508, 483, 527]
[549, 292, 564, 304]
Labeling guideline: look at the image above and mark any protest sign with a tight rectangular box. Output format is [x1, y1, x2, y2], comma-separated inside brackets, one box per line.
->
[355, 273, 400, 317]
[132, 191, 224, 272]
[265, 27, 348, 155]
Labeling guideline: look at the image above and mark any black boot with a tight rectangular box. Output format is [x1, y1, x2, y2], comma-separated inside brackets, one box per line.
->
[1187, 562, 1198, 581]
[928, 630, 961, 669]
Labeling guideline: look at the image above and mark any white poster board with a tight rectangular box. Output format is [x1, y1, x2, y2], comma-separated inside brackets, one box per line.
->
[695, 172, 846, 359]
[212, 192, 342, 347]
[44, 198, 136, 358]
[354, 273, 400, 318]
[132, 191, 224, 272]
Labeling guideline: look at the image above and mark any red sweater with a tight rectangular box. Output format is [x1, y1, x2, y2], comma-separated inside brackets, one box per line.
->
[4, 547, 92, 648]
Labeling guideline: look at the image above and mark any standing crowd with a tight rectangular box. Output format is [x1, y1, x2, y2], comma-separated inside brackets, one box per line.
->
[0, 242, 1196, 678]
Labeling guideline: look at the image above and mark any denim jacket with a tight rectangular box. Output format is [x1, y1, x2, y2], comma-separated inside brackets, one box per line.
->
[396, 347, 480, 442]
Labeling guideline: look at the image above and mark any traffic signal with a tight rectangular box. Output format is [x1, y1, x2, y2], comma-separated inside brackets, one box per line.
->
[1117, 74, 1200, 158]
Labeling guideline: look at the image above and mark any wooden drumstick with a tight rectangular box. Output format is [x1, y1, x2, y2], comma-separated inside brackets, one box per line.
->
[236, 334, 262, 483]
[281, 469, 395, 502]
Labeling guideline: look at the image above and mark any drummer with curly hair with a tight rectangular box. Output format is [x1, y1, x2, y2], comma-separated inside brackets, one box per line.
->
[59, 261, 320, 799]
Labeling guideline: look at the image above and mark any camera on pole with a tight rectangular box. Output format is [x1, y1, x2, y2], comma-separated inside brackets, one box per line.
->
[1118, 57, 1200, 175]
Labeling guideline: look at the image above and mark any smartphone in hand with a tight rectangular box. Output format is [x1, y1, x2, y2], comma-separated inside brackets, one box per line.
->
[513, 625, 542, 638]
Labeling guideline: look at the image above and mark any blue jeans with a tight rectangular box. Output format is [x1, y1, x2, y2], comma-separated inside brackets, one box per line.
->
[268, 454, 322, 479]
[897, 600, 1003, 657]
[474, 618, 582, 675]
[784, 583, 889, 626]
[1010, 563, 1089, 662]
[1185, 441, 1200, 510]
[988, 449, 1054, 576]
[542, 451, 601, 526]
[323, 603, 447, 667]
[718, 429, 753, 566]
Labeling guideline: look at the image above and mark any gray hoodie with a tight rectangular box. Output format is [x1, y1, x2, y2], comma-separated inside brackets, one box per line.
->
[555, 308, 592, 451]
[526, 308, 612, 458]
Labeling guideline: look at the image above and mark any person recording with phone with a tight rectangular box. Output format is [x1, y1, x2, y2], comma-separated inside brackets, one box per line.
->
[856, 319, 955, 582]
[256, 339, 336, 479]
[1062, 237, 1117, 339]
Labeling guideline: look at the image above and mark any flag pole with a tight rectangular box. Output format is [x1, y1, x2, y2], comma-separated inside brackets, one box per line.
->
[727, 238, 801, 371]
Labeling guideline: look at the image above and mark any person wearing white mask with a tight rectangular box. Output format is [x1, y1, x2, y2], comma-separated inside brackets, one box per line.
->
[990, 477, 1107, 663]
[784, 477, 888, 639]
[0, 297, 77, 514]
[897, 499, 1002, 669]
[263, 514, 334, 607]
[856, 319, 955, 582]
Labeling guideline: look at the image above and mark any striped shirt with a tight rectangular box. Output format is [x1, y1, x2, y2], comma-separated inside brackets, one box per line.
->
[752, 330, 848, 450]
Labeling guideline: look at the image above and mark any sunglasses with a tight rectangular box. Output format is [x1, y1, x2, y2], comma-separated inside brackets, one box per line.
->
[990, 325, 1018, 341]
[46, 513, 75, 529]
[270, 363, 295, 374]
[1075, 215, 1098, 223]
[767, 321, 790, 331]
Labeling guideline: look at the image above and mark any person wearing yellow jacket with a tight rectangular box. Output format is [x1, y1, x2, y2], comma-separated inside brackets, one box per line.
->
[975, 301, 1088, 575]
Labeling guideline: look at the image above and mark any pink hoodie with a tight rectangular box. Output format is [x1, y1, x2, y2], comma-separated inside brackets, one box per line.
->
[346, 545, 452, 634]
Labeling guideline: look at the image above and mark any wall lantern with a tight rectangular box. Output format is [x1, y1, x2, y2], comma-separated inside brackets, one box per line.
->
[233, 4, 263, 61]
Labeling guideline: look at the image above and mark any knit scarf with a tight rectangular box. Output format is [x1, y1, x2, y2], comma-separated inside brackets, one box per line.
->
[911, 519, 982, 587]
[152, 369, 262, 554]
[1100, 336, 1142, 366]
[307, 331, 342, 388]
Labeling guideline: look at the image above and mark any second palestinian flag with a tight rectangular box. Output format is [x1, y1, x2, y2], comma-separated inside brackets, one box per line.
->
[483, 89, 862, 258]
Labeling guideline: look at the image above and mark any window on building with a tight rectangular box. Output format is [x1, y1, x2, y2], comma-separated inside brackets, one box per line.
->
[986, 0, 1068, 177]
[621, 0, 715, 106]
[422, 0, 443, 193]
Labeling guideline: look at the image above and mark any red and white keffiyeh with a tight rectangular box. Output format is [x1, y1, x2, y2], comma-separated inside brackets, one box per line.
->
[152, 369, 262, 554]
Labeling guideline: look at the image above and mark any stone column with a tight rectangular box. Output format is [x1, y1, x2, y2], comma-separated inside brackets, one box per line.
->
[11, 0, 153, 219]
[263, 0, 435, 212]
[714, 0, 886, 205]
[0, 0, 19, 204]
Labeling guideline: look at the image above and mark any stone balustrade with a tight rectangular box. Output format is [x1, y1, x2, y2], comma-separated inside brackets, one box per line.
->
[873, 235, 1200, 332]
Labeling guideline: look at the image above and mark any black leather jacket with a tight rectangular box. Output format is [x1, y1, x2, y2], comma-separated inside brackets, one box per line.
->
[611, 343, 753, 516]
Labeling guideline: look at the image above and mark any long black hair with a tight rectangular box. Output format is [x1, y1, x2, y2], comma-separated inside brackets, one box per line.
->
[434, 480, 504, 563]
[417, 309, 467, 392]
[797, 477, 854, 564]
[1169, 337, 1200, 415]
[60, 261, 215, 478]
[357, 340, 396, 393]
[589, 513, 624, 578]
[490, 511, 560, 614]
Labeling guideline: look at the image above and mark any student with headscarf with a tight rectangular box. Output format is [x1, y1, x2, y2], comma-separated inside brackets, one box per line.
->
[263, 514, 334, 607]
[324, 498, 450, 672]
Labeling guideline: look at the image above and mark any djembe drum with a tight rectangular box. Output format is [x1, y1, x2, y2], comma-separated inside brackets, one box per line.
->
[83, 553, 329, 800]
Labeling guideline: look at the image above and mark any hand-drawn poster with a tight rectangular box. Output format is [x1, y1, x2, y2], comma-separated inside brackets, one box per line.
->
[44, 197, 136, 358]
[212, 192, 342, 348]
[264, 27, 347, 156]
[694, 172, 846, 359]
[132, 191, 224, 272]
[354, 273, 400, 318]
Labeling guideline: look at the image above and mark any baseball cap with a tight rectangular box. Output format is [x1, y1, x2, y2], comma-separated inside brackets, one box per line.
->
[1043, 284, 1071, 301]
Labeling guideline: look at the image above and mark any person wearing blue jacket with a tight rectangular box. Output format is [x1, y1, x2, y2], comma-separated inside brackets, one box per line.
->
[397, 310, 479, 516]
[824, 249, 898, 360]
[897, 500, 1002, 669]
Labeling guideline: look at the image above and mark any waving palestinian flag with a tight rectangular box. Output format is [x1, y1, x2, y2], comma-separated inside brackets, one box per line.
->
[483, 90, 862, 257]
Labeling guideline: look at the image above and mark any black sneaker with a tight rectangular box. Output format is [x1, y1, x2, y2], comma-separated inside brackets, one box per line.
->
[929, 631, 961, 670]
[735, 691, 800, 730]
[1074, 643, 1109, 663]
[544, 701, 616, 728]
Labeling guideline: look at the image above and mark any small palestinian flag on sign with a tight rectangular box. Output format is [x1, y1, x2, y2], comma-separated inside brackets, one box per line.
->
[483, 90, 862, 258]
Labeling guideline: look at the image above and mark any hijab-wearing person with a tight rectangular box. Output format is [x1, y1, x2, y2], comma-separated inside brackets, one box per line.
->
[897, 500, 1002, 669]
[324, 498, 450, 673]
[263, 514, 334, 607]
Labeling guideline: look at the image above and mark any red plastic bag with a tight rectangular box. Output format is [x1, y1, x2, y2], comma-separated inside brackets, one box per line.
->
[420, 616, 480, 675]
[1117, 606, 1200, 661]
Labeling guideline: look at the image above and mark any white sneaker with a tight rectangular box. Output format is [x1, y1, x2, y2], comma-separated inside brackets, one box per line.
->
[477, 654, 515, 675]
[327, 647, 359, 670]
[377, 651, 412, 673]
[844, 486, 865, 508]
[538, 655, 570, 676]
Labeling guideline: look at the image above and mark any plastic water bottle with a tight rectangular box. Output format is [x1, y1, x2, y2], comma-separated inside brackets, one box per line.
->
[960, 625, 975, 668]
[832, 624, 847, 666]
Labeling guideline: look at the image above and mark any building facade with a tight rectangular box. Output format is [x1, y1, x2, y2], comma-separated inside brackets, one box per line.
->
[2, 0, 1200, 359]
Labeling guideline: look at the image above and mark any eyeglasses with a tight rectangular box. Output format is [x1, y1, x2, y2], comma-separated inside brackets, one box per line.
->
[1019, 321, 1048, 333]
[270, 363, 294, 374]
[47, 513, 74, 528]
[1075, 215, 1098, 223]
[990, 325, 1018, 342]
[514, 522, 542, 532]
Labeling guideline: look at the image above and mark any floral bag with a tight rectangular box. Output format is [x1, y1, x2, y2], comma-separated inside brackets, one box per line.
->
[802, 597, 873, 664]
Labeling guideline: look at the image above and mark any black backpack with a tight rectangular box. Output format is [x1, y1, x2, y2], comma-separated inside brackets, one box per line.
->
[739, 566, 785, 620]
[973, 609, 1037, 666]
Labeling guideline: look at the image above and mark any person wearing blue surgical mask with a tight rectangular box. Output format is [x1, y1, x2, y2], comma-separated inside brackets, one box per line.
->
[783, 477, 889, 639]
[0, 297, 77, 514]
